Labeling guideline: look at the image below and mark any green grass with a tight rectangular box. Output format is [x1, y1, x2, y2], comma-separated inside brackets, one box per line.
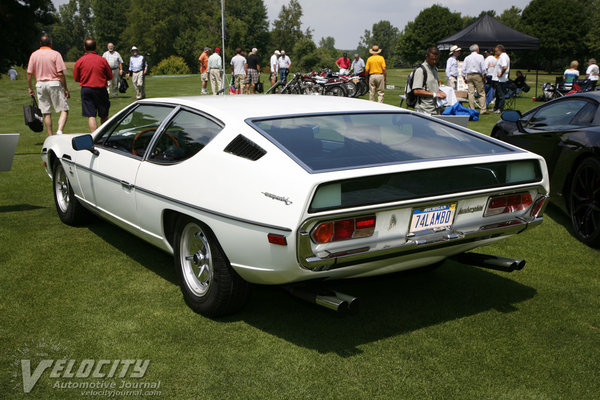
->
[1, 69, 599, 399]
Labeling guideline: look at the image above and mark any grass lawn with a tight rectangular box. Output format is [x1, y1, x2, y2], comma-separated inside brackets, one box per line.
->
[1, 68, 599, 399]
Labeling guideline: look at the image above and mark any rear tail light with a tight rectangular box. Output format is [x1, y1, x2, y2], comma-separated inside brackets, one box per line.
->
[485, 192, 533, 217]
[311, 215, 376, 244]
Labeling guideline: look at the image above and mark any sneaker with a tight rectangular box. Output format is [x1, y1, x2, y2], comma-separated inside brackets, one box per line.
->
[201, 89, 208, 94]
[492, 109, 501, 114]
[56, 130, 63, 135]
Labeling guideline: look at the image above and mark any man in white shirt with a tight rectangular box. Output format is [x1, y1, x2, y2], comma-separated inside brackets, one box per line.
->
[102, 43, 123, 98]
[586, 58, 599, 90]
[445, 45, 461, 89]
[462, 44, 487, 112]
[230, 48, 247, 94]
[492, 44, 510, 113]
[277, 50, 291, 84]
[270, 50, 280, 86]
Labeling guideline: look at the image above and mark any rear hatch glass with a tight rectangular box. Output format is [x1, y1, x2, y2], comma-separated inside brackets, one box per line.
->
[250, 112, 513, 172]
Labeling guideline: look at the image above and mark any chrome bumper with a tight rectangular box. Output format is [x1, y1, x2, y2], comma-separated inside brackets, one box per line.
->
[297, 216, 543, 272]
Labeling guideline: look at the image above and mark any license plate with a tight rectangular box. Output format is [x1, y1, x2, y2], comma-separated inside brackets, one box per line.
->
[409, 204, 456, 233]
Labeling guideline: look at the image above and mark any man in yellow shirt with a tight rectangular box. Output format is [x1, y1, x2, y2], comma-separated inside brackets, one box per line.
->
[365, 45, 387, 102]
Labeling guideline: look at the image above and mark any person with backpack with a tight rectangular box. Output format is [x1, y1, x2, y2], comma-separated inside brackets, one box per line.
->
[411, 46, 446, 115]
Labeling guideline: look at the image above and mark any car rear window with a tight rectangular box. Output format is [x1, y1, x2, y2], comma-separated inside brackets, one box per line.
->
[250, 112, 512, 172]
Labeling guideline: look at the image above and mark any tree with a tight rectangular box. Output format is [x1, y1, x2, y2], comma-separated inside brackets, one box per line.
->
[318, 36, 335, 50]
[92, 0, 131, 51]
[0, 0, 57, 71]
[396, 5, 463, 66]
[497, 6, 522, 30]
[358, 20, 400, 66]
[51, 0, 94, 60]
[521, 0, 590, 71]
[270, 0, 307, 58]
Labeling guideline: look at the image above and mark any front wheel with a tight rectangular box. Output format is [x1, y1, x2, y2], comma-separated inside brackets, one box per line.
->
[174, 217, 250, 316]
[569, 157, 600, 247]
[52, 161, 89, 226]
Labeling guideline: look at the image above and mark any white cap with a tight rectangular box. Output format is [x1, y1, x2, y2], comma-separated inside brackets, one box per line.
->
[131, 46, 138, 51]
[274, 50, 280, 55]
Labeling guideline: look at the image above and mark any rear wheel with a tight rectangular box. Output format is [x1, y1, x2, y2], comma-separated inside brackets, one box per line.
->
[52, 161, 89, 226]
[174, 217, 250, 316]
[569, 157, 600, 247]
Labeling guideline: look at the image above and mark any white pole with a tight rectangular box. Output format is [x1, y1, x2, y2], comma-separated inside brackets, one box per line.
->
[221, 0, 226, 95]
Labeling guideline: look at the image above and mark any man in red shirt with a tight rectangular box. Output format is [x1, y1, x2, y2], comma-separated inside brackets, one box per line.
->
[335, 53, 351, 75]
[74, 38, 113, 133]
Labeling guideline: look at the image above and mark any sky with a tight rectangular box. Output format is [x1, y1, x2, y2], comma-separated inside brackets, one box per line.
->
[52, 0, 532, 50]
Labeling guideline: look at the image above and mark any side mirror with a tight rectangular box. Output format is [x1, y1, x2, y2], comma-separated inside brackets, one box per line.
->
[500, 110, 526, 133]
[72, 134, 99, 156]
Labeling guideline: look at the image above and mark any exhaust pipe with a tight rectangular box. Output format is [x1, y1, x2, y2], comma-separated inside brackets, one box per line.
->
[452, 252, 526, 272]
[285, 285, 359, 313]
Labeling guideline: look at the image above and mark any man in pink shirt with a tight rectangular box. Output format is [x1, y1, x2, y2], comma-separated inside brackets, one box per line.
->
[74, 38, 113, 133]
[27, 35, 70, 135]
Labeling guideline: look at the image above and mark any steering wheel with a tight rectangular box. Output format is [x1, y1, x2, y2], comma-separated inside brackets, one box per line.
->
[132, 128, 179, 156]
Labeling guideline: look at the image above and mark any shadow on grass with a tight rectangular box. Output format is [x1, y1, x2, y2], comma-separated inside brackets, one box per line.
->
[0, 204, 45, 213]
[86, 220, 177, 285]
[81, 219, 536, 357]
[234, 262, 536, 356]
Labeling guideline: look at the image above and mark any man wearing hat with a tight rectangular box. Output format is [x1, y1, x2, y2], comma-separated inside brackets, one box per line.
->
[278, 50, 291, 84]
[127, 46, 147, 100]
[199, 47, 211, 94]
[365, 45, 386, 103]
[208, 47, 223, 95]
[270, 50, 280, 86]
[446, 45, 461, 89]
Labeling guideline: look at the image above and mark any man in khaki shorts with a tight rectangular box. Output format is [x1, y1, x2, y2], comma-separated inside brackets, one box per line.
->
[27, 35, 70, 135]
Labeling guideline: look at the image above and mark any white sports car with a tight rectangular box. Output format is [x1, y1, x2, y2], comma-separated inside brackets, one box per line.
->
[42, 96, 549, 316]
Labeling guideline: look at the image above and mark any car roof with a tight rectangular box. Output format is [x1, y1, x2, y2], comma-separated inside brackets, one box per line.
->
[139, 95, 403, 121]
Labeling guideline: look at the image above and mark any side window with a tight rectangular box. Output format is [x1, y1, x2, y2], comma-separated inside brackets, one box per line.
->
[98, 105, 174, 157]
[147, 110, 223, 163]
[526, 100, 588, 130]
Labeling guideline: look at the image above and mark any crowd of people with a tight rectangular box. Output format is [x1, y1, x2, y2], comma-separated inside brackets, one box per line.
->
[25, 32, 600, 136]
[26, 34, 151, 135]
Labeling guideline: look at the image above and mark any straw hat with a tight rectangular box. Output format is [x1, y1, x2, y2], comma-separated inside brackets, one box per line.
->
[449, 45, 461, 54]
[369, 45, 382, 54]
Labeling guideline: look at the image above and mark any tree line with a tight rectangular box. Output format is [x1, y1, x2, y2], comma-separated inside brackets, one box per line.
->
[2, 0, 599, 74]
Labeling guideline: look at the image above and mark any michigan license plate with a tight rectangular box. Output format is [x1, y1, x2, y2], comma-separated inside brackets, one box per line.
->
[409, 204, 456, 233]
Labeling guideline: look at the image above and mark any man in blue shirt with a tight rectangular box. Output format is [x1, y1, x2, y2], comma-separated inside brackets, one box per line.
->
[126, 46, 147, 100]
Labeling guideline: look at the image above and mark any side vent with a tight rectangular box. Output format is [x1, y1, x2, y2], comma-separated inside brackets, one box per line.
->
[224, 134, 266, 161]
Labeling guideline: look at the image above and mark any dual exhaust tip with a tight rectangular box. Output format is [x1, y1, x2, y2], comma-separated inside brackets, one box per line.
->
[285, 285, 359, 313]
[287, 252, 525, 313]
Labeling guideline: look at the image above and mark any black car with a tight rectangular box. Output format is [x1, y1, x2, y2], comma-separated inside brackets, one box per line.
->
[492, 91, 600, 247]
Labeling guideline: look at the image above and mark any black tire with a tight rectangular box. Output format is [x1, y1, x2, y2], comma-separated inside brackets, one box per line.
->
[174, 216, 250, 317]
[357, 80, 369, 97]
[569, 157, 600, 247]
[324, 85, 347, 97]
[52, 161, 90, 226]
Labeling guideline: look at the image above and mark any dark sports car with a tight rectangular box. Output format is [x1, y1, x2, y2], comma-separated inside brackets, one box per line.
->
[492, 92, 600, 247]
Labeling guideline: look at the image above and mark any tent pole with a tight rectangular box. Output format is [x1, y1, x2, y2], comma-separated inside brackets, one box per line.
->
[535, 51, 539, 98]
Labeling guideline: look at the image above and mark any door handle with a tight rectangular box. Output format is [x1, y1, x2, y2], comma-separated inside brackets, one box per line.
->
[120, 180, 133, 190]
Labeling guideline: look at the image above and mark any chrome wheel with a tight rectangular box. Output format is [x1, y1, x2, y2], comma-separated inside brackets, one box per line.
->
[54, 164, 70, 213]
[179, 222, 213, 297]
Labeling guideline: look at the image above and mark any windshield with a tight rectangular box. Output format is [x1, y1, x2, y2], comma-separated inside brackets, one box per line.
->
[250, 112, 512, 172]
